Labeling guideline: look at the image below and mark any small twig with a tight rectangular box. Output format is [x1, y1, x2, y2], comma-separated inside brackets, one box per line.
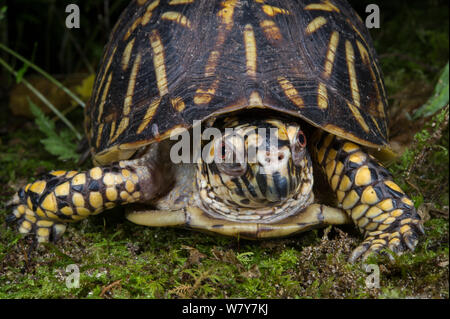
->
[100, 279, 122, 298]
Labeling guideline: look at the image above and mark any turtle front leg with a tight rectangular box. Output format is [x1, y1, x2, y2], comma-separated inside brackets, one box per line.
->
[313, 132, 425, 262]
[6, 159, 166, 243]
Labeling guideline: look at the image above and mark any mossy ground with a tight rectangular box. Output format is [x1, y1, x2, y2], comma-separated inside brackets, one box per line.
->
[0, 0, 448, 299]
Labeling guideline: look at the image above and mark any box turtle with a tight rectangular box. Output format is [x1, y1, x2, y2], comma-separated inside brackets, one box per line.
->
[7, 0, 424, 262]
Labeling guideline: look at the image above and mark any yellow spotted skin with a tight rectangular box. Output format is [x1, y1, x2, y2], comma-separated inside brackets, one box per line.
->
[6, 162, 151, 243]
[313, 131, 424, 261]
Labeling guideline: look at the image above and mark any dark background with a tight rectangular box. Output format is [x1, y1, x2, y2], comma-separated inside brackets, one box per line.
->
[1, 0, 448, 77]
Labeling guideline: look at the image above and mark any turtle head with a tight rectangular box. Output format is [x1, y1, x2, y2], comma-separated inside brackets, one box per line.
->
[198, 117, 314, 220]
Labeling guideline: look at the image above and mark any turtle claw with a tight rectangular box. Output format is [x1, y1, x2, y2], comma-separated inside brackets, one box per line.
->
[349, 243, 369, 263]
[7, 199, 67, 245]
[349, 217, 425, 263]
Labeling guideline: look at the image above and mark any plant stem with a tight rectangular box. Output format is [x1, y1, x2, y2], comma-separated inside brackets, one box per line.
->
[0, 42, 86, 108]
[0, 56, 82, 140]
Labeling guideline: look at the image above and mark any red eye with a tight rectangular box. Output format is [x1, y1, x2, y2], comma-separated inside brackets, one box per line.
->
[297, 131, 307, 147]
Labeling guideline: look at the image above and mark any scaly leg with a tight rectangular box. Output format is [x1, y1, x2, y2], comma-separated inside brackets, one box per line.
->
[313, 132, 425, 262]
[6, 159, 166, 243]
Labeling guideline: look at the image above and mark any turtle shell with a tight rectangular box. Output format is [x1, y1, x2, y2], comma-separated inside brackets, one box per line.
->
[86, 0, 388, 165]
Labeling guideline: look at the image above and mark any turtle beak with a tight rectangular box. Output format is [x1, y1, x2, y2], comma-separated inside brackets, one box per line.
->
[255, 147, 291, 202]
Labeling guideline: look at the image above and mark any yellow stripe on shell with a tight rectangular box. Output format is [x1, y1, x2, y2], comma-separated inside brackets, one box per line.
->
[141, 0, 160, 26]
[305, 0, 340, 12]
[306, 16, 327, 34]
[345, 40, 361, 108]
[137, 97, 162, 134]
[94, 46, 116, 105]
[161, 11, 192, 29]
[171, 97, 186, 112]
[260, 20, 283, 42]
[96, 123, 106, 148]
[317, 82, 328, 109]
[97, 72, 113, 122]
[349, 22, 388, 109]
[323, 31, 339, 79]
[277, 76, 304, 108]
[194, 79, 219, 105]
[124, 53, 142, 116]
[261, 5, 290, 16]
[248, 91, 263, 107]
[122, 38, 135, 71]
[347, 102, 370, 133]
[168, 0, 193, 4]
[110, 116, 130, 142]
[194, 0, 237, 105]
[150, 29, 169, 96]
[123, 16, 143, 41]
[244, 24, 257, 79]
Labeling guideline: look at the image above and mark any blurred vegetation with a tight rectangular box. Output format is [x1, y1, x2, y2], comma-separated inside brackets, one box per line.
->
[0, 0, 448, 299]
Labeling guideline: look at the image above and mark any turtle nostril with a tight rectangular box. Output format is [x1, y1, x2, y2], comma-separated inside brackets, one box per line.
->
[278, 153, 284, 161]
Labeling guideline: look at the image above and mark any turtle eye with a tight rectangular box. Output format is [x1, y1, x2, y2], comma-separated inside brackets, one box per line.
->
[296, 131, 307, 148]
[292, 130, 307, 166]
